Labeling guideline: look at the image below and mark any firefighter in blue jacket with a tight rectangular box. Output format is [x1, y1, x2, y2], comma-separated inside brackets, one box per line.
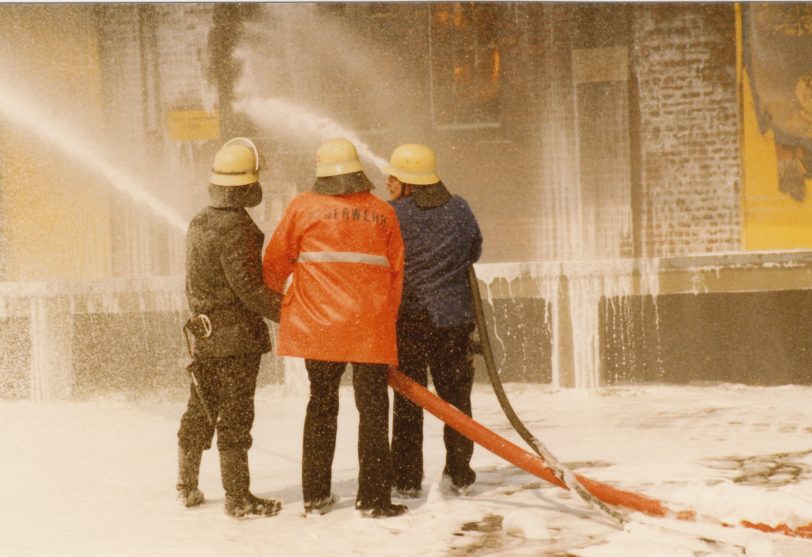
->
[386, 143, 483, 498]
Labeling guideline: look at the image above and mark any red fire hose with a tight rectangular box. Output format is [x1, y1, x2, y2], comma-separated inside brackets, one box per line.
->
[387, 367, 812, 539]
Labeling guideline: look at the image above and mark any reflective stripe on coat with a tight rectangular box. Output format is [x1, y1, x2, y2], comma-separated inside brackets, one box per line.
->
[262, 191, 404, 365]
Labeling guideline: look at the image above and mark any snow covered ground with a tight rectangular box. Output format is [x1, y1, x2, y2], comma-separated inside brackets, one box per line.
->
[2, 371, 812, 557]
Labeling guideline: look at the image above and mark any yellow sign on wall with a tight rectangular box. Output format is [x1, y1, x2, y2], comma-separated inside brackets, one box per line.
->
[740, 4, 812, 251]
[742, 71, 812, 250]
[167, 109, 220, 142]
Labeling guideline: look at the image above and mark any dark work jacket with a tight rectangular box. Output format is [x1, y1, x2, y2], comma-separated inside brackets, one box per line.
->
[390, 194, 482, 328]
[186, 206, 280, 358]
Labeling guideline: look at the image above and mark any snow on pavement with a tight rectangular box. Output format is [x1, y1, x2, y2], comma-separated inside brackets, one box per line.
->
[2, 381, 812, 557]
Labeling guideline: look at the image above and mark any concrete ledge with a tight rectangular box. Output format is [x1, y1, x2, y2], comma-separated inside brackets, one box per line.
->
[2, 250, 812, 396]
[475, 250, 812, 298]
[0, 276, 186, 318]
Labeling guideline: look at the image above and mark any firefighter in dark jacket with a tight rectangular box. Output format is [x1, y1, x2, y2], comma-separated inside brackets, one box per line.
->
[386, 143, 483, 499]
[176, 137, 283, 519]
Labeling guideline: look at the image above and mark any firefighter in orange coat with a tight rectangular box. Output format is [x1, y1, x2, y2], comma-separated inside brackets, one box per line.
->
[262, 138, 407, 518]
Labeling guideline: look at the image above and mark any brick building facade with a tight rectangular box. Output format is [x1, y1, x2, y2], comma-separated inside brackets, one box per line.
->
[3, 4, 811, 395]
[89, 3, 750, 271]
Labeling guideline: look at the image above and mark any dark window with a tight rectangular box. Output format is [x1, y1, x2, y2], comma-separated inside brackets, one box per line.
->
[429, 3, 502, 129]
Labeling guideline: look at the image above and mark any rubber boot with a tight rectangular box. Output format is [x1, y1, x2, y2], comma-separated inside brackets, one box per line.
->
[220, 449, 282, 518]
[176, 447, 205, 507]
[304, 493, 339, 516]
[441, 465, 476, 496]
[355, 500, 408, 518]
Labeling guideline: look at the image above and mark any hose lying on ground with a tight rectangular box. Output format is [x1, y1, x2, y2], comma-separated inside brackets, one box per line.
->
[467, 265, 625, 524]
[387, 367, 812, 539]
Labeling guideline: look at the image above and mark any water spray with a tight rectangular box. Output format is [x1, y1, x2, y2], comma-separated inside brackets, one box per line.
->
[234, 96, 389, 173]
[0, 81, 188, 234]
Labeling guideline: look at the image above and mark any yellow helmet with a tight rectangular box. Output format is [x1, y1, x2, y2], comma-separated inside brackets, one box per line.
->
[385, 143, 440, 186]
[210, 137, 260, 186]
[315, 138, 364, 178]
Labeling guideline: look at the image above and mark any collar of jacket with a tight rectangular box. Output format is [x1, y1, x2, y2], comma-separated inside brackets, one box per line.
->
[312, 172, 374, 195]
[413, 181, 452, 208]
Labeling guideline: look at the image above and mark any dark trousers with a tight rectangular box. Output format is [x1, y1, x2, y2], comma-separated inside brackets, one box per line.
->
[302, 360, 393, 508]
[177, 353, 261, 452]
[392, 313, 475, 491]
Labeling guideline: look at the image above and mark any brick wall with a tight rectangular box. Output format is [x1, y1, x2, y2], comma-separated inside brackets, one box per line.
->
[92, 4, 747, 263]
[633, 5, 742, 257]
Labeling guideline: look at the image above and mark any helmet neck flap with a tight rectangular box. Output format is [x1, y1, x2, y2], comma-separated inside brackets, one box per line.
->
[208, 182, 262, 208]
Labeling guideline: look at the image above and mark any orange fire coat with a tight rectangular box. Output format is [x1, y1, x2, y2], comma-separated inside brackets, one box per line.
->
[262, 191, 404, 365]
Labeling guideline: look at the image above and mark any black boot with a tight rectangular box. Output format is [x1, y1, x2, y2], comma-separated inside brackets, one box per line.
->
[304, 493, 339, 516]
[220, 449, 282, 518]
[355, 500, 408, 518]
[441, 466, 476, 496]
[176, 447, 205, 507]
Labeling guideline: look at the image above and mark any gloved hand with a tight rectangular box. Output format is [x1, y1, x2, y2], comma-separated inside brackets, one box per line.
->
[469, 336, 484, 355]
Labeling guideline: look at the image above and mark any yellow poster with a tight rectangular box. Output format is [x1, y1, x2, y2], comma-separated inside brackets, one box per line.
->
[741, 4, 812, 250]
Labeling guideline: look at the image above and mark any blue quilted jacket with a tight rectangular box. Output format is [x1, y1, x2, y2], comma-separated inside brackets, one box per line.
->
[390, 195, 482, 328]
